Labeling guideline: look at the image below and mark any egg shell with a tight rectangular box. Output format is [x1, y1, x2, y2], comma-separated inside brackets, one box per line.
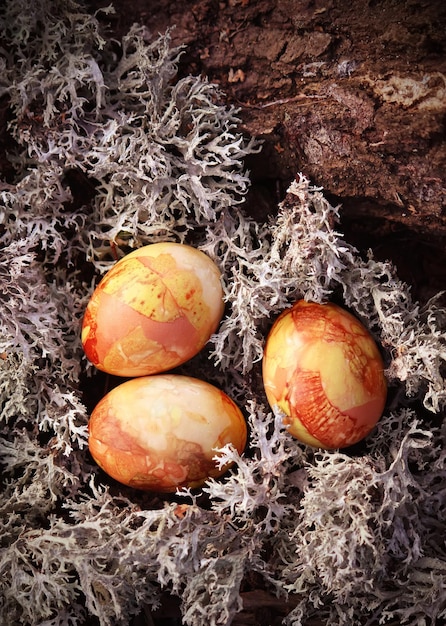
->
[262, 300, 387, 449]
[82, 243, 225, 376]
[88, 374, 248, 492]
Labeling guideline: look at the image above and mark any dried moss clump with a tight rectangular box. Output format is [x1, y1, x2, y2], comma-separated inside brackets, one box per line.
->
[0, 2, 445, 626]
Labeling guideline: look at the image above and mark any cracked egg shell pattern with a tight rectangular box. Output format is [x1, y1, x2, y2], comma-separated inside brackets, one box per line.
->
[81, 243, 225, 377]
[262, 300, 387, 449]
[88, 374, 248, 491]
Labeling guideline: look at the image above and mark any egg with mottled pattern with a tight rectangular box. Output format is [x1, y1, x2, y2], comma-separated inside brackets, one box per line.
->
[262, 300, 387, 449]
[82, 243, 224, 376]
[88, 375, 247, 491]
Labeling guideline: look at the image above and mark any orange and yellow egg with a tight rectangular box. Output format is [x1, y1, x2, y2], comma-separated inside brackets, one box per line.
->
[82, 242, 225, 377]
[262, 300, 387, 449]
[88, 375, 247, 492]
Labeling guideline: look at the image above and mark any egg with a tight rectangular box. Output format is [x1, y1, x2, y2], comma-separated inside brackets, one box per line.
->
[262, 300, 387, 449]
[82, 243, 224, 376]
[88, 374, 247, 492]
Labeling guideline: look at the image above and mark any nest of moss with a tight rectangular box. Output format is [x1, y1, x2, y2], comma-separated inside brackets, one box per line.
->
[1, 2, 445, 626]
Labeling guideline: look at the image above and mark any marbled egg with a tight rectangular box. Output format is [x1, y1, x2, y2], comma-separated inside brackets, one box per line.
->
[262, 300, 387, 449]
[82, 243, 224, 376]
[88, 374, 247, 491]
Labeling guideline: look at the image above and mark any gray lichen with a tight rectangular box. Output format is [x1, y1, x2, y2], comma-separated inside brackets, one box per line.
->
[0, 1, 445, 626]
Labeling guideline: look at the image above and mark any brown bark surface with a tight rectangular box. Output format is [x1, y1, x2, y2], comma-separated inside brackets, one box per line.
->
[89, 0, 446, 302]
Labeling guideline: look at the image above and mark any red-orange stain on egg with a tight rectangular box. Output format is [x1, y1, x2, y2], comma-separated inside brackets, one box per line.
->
[89, 400, 213, 491]
[88, 406, 155, 486]
[285, 370, 378, 448]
